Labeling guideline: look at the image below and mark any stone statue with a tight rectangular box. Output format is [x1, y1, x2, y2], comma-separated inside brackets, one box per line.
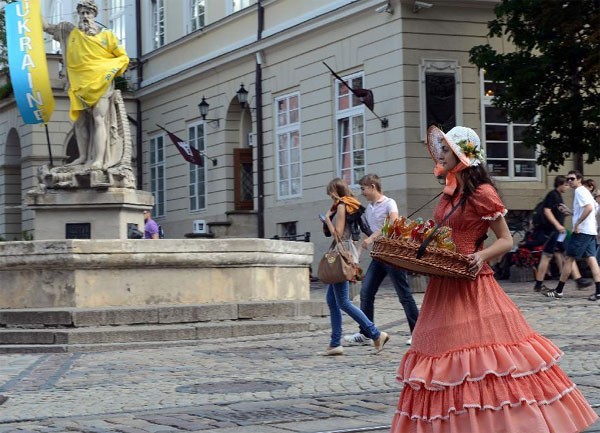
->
[36, 0, 135, 190]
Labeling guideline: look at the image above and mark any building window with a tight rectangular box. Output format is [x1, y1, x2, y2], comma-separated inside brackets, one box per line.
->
[151, 0, 165, 49]
[336, 72, 366, 186]
[275, 92, 302, 199]
[189, 0, 205, 32]
[188, 123, 207, 211]
[481, 71, 537, 179]
[419, 59, 463, 139]
[150, 135, 166, 217]
[228, 0, 252, 13]
[107, 0, 126, 48]
[279, 221, 297, 238]
[47, 0, 63, 53]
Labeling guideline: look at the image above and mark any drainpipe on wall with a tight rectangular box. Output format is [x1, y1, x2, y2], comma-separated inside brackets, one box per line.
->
[135, 0, 143, 189]
[256, 0, 265, 238]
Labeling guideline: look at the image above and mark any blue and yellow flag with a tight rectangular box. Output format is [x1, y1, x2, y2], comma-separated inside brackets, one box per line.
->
[6, 0, 55, 124]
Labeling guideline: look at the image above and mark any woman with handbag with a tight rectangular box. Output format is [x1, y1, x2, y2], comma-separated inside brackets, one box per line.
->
[390, 126, 597, 432]
[320, 178, 389, 356]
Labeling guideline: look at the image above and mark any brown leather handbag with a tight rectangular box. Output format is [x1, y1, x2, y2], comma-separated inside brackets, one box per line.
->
[317, 233, 356, 284]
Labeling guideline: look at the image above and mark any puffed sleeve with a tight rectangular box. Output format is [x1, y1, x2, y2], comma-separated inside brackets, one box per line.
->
[472, 184, 507, 221]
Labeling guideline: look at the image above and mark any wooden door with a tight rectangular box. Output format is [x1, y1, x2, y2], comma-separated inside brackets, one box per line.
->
[234, 148, 254, 210]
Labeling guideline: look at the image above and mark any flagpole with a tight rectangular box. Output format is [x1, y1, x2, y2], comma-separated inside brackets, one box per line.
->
[44, 124, 54, 167]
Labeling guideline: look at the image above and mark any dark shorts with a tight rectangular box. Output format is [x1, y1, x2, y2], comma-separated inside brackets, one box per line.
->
[565, 233, 597, 259]
[542, 231, 560, 255]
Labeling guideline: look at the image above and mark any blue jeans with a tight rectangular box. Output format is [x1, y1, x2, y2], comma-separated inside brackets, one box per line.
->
[326, 281, 381, 348]
[359, 259, 419, 335]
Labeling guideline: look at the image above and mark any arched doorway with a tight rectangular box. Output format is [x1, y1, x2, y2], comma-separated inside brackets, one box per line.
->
[234, 108, 254, 211]
[225, 100, 254, 212]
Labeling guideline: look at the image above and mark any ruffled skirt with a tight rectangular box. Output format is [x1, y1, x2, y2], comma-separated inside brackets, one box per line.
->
[391, 273, 598, 433]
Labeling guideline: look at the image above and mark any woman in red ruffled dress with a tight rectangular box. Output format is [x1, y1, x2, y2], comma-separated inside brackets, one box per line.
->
[390, 125, 598, 433]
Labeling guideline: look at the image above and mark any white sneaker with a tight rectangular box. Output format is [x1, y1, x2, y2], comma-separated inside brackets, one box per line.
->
[343, 333, 372, 345]
[322, 346, 344, 356]
[406, 337, 412, 346]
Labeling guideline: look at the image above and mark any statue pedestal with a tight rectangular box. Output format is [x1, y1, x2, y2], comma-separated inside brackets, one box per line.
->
[25, 188, 154, 240]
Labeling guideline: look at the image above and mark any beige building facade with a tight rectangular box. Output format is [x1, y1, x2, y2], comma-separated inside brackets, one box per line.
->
[1, 0, 598, 269]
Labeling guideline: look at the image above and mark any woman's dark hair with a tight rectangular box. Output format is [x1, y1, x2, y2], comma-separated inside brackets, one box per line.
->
[326, 178, 353, 201]
[554, 175, 567, 188]
[454, 164, 497, 205]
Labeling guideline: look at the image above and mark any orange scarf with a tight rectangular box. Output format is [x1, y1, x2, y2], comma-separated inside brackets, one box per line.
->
[331, 196, 362, 215]
[434, 161, 467, 196]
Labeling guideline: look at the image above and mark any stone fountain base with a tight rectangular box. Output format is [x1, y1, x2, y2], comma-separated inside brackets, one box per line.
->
[0, 239, 313, 308]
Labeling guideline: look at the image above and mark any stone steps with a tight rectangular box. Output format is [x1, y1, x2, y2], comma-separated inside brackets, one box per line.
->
[0, 300, 330, 353]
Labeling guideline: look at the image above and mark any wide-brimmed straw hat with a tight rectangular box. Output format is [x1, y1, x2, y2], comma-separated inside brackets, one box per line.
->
[427, 125, 485, 168]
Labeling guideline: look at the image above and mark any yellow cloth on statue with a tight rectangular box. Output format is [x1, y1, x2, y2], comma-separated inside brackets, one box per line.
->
[66, 28, 129, 121]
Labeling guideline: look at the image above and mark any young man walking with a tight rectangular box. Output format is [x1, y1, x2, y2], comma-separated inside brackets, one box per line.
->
[544, 170, 600, 299]
[344, 174, 419, 346]
[533, 175, 591, 292]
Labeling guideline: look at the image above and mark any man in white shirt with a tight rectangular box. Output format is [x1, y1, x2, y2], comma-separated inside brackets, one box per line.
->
[544, 170, 600, 300]
[344, 174, 419, 346]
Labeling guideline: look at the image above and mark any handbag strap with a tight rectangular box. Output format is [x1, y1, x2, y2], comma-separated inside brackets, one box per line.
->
[329, 227, 349, 252]
[416, 196, 466, 259]
[407, 192, 443, 219]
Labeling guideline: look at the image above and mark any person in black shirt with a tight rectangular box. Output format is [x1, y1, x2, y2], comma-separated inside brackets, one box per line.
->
[533, 175, 592, 292]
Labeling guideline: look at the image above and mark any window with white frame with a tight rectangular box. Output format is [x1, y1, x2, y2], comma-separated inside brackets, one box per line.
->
[336, 72, 366, 186]
[228, 0, 252, 14]
[107, 0, 126, 48]
[150, 135, 166, 217]
[151, 0, 165, 49]
[188, 123, 207, 211]
[275, 93, 302, 199]
[419, 59, 463, 140]
[189, 0, 205, 32]
[47, 0, 63, 53]
[481, 71, 537, 179]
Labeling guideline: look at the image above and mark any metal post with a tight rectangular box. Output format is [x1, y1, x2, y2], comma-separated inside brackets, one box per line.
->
[256, 0, 265, 238]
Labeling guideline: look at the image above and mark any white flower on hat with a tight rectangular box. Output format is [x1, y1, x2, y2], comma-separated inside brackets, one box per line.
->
[444, 126, 485, 167]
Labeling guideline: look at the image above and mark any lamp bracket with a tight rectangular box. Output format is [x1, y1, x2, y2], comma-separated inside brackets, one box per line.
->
[203, 118, 220, 128]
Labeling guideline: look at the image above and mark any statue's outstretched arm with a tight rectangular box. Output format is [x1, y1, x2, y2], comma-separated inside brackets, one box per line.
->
[42, 19, 56, 35]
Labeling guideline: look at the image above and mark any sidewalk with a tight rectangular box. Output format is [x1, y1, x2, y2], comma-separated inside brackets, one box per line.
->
[0, 278, 597, 432]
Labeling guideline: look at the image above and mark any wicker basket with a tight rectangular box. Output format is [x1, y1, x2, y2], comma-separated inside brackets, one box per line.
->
[371, 237, 476, 280]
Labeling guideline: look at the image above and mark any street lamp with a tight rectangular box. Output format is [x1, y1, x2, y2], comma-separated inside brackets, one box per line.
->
[236, 84, 249, 108]
[197, 96, 220, 127]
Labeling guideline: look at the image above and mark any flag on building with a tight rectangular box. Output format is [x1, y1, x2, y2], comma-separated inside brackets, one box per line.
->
[323, 62, 374, 112]
[6, 0, 56, 124]
[157, 125, 203, 166]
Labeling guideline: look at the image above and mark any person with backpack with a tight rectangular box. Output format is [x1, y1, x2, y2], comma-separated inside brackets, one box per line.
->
[344, 174, 419, 347]
[532, 175, 592, 292]
[532, 176, 589, 291]
[320, 178, 389, 356]
[544, 170, 600, 299]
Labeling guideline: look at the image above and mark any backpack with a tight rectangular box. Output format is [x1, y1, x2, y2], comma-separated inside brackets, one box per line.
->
[346, 204, 372, 240]
[158, 224, 165, 239]
[531, 201, 547, 228]
[323, 205, 372, 240]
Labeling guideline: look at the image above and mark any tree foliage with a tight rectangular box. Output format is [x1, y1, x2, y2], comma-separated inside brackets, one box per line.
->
[0, 5, 7, 73]
[469, 0, 600, 171]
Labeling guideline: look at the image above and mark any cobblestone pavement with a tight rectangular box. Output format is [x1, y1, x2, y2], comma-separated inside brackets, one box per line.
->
[0, 279, 598, 433]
